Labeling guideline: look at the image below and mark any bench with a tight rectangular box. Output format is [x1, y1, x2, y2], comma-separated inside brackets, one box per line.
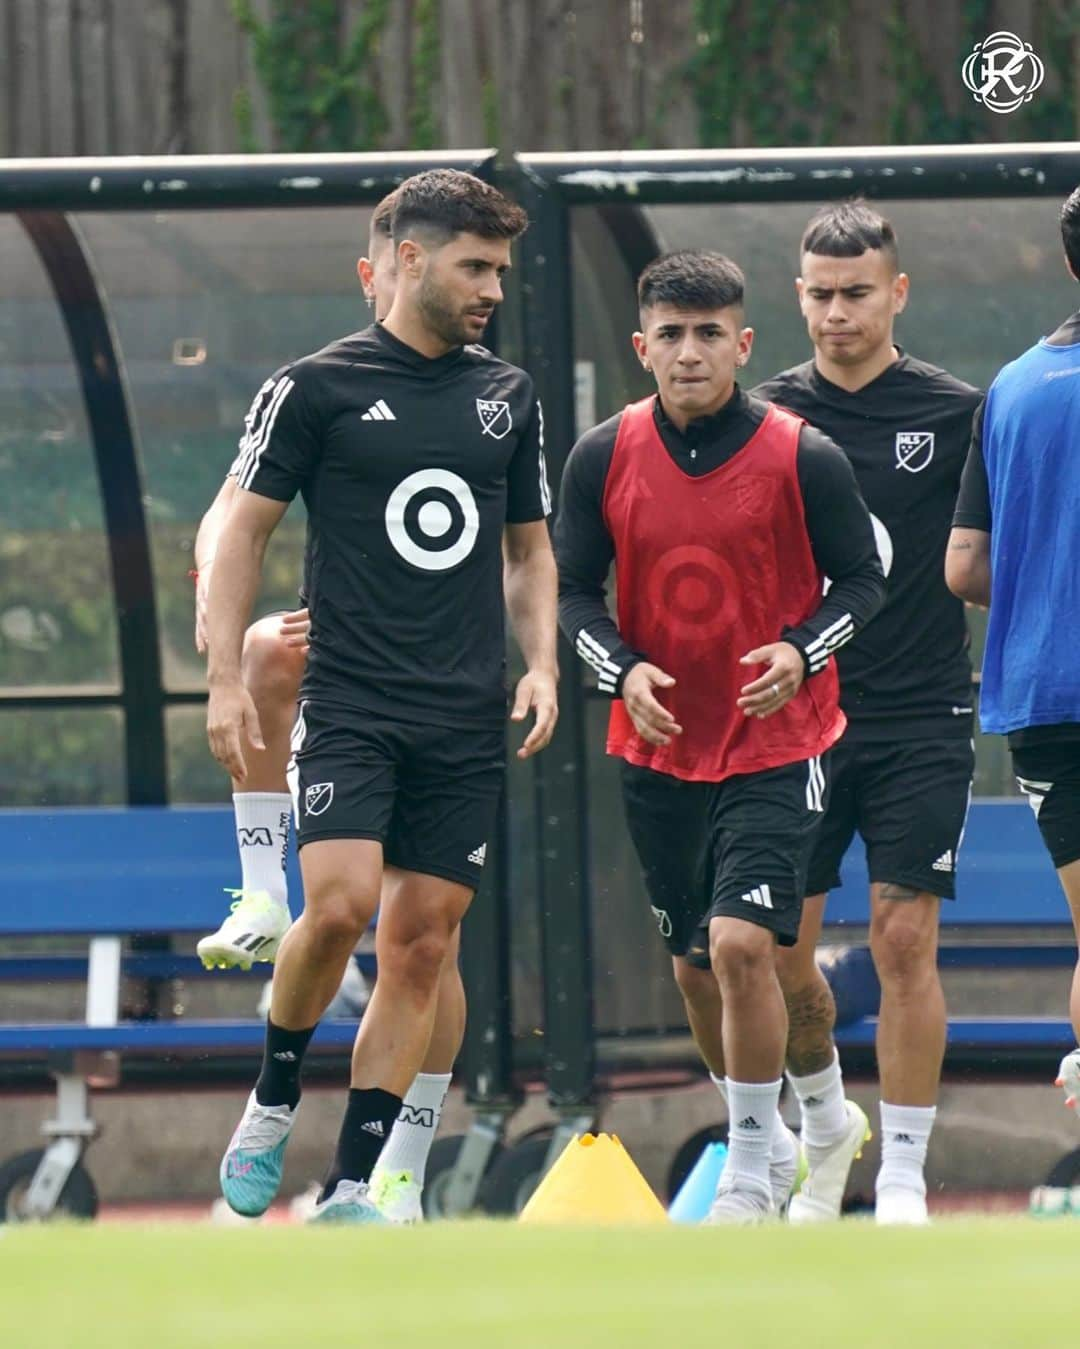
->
[0, 805, 370, 1219]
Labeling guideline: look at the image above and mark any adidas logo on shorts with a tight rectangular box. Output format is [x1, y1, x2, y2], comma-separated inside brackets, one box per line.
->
[740, 885, 773, 910]
[467, 843, 487, 866]
[931, 850, 954, 873]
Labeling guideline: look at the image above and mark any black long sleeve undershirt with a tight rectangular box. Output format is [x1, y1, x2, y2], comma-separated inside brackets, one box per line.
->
[554, 387, 885, 695]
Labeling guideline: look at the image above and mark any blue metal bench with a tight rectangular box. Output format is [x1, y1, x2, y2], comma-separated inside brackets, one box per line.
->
[0, 805, 367, 1218]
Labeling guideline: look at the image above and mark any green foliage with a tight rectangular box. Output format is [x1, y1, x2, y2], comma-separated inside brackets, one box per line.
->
[410, 0, 442, 150]
[231, 0, 392, 152]
[687, 0, 1077, 148]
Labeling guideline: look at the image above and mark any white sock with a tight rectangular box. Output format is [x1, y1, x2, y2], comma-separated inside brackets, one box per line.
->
[371, 1072, 452, 1185]
[722, 1078, 780, 1200]
[711, 1071, 791, 1166]
[233, 792, 292, 910]
[877, 1101, 935, 1197]
[788, 1050, 849, 1150]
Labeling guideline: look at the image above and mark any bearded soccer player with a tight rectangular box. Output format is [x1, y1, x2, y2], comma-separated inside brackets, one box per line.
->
[948, 184, 1080, 1119]
[755, 202, 981, 1225]
[207, 170, 557, 1223]
[192, 192, 472, 1221]
[555, 250, 884, 1222]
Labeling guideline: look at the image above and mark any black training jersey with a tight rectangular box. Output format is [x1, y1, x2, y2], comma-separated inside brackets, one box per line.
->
[754, 353, 981, 741]
[235, 323, 550, 728]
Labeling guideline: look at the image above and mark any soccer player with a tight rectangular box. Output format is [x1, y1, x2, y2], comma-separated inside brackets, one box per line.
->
[206, 169, 557, 1223]
[947, 184, 1080, 1116]
[555, 250, 884, 1222]
[193, 192, 467, 1221]
[755, 201, 981, 1225]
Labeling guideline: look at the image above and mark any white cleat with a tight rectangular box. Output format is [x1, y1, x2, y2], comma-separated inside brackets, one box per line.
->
[197, 889, 291, 971]
[308, 1179, 386, 1225]
[1055, 1048, 1080, 1112]
[788, 1100, 871, 1224]
[704, 1181, 773, 1226]
[770, 1122, 801, 1214]
[369, 1168, 424, 1224]
[875, 1185, 929, 1226]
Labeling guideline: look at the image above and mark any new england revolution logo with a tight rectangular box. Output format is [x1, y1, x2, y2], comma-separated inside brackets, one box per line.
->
[476, 398, 512, 439]
[895, 431, 935, 474]
[961, 31, 1044, 115]
[385, 468, 480, 572]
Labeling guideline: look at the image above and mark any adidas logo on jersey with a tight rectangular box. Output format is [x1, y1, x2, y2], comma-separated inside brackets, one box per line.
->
[360, 1119, 386, 1137]
[932, 850, 954, 872]
[361, 399, 396, 421]
[467, 843, 487, 866]
[740, 885, 773, 910]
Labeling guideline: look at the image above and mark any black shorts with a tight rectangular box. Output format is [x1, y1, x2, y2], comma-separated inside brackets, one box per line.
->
[620, 753, 831, 964]
[1012, 741, 1080, 870]
[805, 737, 974, 901]
[287, 700, 504, 890]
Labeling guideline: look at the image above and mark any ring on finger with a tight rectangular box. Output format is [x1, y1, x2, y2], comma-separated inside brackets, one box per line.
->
[770, 682, 781, 699]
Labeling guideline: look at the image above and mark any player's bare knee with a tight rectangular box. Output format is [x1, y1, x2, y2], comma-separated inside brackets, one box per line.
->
[672, 957, 719, 1013]
[380, 929, 451, 991]
[242, 618, 303, 709]
[870, 907, 937, 986]
[303, 893, 370, 953]
[709, 920, 775, 990]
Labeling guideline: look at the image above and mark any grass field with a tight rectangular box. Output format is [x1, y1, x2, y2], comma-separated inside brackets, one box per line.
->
[1, 1217, 1073, 1348]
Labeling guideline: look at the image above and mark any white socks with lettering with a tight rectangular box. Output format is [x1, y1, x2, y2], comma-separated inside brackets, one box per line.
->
[373, 1072, 453, 1184]
[233, 792, 292, 911]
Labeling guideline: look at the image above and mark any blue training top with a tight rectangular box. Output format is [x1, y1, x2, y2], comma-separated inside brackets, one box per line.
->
[980, 334, 1080, 734]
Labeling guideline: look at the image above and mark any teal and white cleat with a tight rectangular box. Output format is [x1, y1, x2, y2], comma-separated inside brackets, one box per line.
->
[369, 1168, 423, 1224]
[309, 1179, 387, 1225]
[220, 1090, 297, 1216]
[197, 889, 291, 971]
[788, 1100, 871, 1224]
[1055, 1047, 1080, 1111]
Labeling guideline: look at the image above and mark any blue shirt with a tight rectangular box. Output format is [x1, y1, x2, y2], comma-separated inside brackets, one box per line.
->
[980, 334, 1080, 733]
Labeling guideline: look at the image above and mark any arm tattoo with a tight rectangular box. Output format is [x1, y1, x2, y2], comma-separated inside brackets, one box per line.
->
[948, 540, 973, 552]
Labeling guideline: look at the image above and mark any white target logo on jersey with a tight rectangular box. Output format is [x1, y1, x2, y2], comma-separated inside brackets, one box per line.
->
[385, 468, 480, 572]
[822, 513, 893, 595]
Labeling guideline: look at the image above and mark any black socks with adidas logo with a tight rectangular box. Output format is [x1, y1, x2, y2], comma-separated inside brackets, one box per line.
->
[255, 1019, 317, 1110]
[320, 1087, 403, 1203]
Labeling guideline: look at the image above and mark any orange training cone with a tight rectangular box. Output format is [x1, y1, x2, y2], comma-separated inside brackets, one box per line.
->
[519, 1133, 669, 1225]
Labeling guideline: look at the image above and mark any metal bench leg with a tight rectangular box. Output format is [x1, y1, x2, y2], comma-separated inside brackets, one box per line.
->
[24, 1075, 98, 1218]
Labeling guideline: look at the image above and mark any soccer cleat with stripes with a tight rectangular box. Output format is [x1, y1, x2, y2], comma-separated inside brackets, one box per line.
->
[1055, 1047, 1080, 1111]
[368, 1168, 424, 1224]
[197, 889, 291, 971]
[309, 1179, 387, 1225]
[220, 1090, 298, 1216]
[787, 1100, 871, 1223]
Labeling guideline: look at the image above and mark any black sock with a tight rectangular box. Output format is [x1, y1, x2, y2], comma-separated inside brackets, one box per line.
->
[320, 1087, 403, 1201]
[254, 1019, 317, 1109]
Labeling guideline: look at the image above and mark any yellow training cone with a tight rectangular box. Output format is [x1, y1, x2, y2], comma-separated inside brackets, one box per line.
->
[519, 1133, 669, 1225]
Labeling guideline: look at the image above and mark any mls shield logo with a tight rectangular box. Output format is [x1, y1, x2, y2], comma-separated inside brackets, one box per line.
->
[733, 474, 778, 519]
[895, 431, 935, 473]
[476, 398, 512, 440]
[304, 782, 334, 816]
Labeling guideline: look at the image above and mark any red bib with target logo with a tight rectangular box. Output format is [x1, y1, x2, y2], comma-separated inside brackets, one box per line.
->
[603, 395, 844, 782]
